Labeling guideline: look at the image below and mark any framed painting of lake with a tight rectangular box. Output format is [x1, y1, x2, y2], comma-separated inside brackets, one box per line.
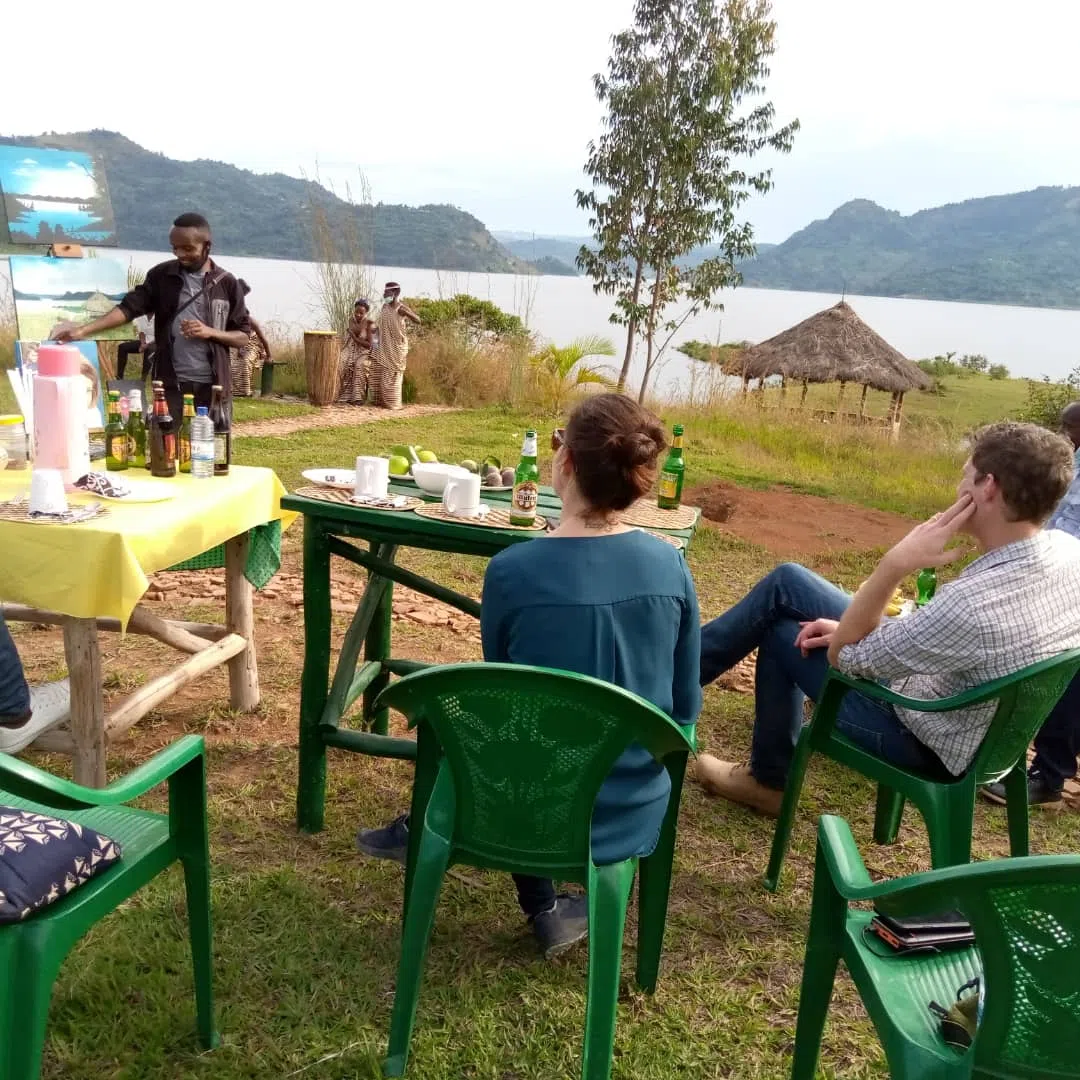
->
[8, 255, 135, 342]
[0, 144, 117, 246]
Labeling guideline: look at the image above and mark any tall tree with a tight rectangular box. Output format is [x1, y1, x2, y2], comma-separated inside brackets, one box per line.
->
[577, 0, 798, 400]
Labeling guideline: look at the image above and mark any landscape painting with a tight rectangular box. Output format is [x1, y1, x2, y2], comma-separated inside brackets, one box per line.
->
[8, 255, 134, 342]
[0, 144, 117, 245]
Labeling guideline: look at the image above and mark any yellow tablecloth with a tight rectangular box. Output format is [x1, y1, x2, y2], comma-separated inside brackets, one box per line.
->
[0, 466, 294, 624]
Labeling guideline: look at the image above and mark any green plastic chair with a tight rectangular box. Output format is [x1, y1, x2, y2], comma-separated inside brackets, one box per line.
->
[792, 813, 1080, 1079]
[0, 735, 216, 1080]
[765, 650, 1080, 891]
[371, 662, 697, 1080]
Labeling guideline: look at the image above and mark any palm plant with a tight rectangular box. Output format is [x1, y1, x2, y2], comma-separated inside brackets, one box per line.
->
[530, 335, 617, 414]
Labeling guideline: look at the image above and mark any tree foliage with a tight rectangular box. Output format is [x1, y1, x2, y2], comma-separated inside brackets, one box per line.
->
[409, 295, 525, 338]
[1018, 367, 1080, 430]
[530, 336, 617, 414]
[576, 0, 797, 400]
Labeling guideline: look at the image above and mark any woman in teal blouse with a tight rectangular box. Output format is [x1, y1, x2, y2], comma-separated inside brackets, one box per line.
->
[358, 394, 701, 957]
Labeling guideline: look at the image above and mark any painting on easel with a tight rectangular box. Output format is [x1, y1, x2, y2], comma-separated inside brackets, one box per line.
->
[0, 144, 117, 246]
[8, 255, 134, 342]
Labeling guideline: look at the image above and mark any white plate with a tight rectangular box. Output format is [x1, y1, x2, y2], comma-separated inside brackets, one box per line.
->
[98, 482, 176, 503]
[480, 484, 513, 493]
[302, 468, 356, 490]
[389, 472, 416, 484]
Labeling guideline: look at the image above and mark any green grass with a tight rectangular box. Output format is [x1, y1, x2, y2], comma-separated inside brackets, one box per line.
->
[10, 385, 1075, 1079]
[232, 397, 317, 423]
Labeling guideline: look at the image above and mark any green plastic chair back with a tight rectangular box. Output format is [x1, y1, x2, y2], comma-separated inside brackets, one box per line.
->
[373, 662, 696, 1079]
[765, 649, 1080, 891]
[0, 736, 217, 1080]
[792, 814, 1080, 1079]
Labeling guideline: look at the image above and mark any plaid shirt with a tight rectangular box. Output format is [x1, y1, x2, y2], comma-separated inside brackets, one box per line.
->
[837, 530, 1080, 775]
[1046, 448, 1080, 538]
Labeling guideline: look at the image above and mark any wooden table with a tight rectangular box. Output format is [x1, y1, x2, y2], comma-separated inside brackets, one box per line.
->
[282, 480, 700, 832]
[0, 467, 290, 786]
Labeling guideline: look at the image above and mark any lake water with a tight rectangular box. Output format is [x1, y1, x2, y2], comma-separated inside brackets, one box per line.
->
[6, 248, 1080, 398]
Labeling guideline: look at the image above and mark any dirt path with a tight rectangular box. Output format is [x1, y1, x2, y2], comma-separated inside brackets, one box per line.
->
[235, 402, 456, 438]
[686, 480, 915, 557]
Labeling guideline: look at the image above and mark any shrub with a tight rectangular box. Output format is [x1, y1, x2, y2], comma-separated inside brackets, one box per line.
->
[408, 294, 525, 338]
[1017, 366, 1080, 430]
[988, 363, 1009, 380]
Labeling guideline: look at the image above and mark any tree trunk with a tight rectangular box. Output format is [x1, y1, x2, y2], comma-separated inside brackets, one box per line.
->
[637, 269, 666, 404]
[859, 383, 869, 417]
[616, 260, 646, 392]
[800, 379, 809, 407]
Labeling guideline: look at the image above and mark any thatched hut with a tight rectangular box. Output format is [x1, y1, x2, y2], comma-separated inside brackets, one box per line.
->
[740, 301, 931, 435]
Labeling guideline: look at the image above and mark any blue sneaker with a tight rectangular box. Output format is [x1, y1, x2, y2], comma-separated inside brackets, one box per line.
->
[355, 812, 410, 864]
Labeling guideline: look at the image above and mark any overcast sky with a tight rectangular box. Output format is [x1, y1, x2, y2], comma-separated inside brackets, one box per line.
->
[6, 0, 1080, 243]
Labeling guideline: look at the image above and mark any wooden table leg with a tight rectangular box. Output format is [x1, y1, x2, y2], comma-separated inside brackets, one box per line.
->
[297, 518, 332, 832]
[225, 533, 259, 712]
[63, 617, 106, 787]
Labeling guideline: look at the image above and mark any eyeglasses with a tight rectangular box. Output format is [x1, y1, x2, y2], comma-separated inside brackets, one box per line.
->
[551, 428, 566, 451]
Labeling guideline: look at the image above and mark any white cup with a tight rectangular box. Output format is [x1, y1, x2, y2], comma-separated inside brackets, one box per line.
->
[443, 472, 483, 517]
[29, 468, 68, 515]
[355, 455, 390, 498]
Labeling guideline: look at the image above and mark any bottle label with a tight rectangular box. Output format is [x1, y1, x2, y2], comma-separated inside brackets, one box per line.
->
[179, 435, 191, 466]
[214, 434, 228, 463]
[512, 481, 538, 516]
[164, 434, 176, 462]
[659, 471, 679, 499]
[672, 433, 683, 449]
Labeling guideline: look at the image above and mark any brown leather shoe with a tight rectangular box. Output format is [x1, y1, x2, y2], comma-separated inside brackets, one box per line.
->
[695, 755, 783, 818]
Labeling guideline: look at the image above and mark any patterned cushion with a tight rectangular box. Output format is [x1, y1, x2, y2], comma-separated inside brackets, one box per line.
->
[0, 806, 122, 923]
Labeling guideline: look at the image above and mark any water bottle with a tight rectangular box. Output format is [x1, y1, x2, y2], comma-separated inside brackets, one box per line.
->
[191, 407, 214, 479]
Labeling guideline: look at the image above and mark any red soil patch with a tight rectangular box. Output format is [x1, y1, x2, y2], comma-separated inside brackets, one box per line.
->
[687, 480, 914, 558]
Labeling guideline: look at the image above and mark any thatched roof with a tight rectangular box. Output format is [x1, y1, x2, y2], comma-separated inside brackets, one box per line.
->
[740, 301, 931, 393]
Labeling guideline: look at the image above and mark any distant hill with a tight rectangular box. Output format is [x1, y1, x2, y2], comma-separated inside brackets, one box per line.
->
[739, 189, 1080, 309]
[0, 131, 536, 273]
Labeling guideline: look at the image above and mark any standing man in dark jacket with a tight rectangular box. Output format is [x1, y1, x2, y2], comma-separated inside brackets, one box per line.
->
[55, 213, 250, 420]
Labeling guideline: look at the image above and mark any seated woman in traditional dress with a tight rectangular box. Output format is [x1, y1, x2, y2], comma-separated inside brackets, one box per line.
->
[229, 280, 272, 397]
[337, 298, 376, 405]
[355, 393, 702, 958]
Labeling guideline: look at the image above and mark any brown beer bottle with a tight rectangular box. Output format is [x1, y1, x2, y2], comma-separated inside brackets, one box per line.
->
[148, 383, 177, 478]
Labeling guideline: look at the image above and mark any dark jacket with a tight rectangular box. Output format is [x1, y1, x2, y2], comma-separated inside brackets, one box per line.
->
[117, 258, 250, 400]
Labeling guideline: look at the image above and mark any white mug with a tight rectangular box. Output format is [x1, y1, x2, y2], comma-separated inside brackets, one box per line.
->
[443, 472, 483, 517]
[355, 455, 389, 498]
[29, 468, 68, 515]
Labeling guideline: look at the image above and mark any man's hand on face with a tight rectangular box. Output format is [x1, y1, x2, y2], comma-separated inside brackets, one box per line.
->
[180, 319, 214, 340]
[883, 495, 976, 577]
[795, 618, 839, 657]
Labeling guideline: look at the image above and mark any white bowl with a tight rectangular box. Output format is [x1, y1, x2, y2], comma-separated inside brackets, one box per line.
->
[411, 462, 469, 495]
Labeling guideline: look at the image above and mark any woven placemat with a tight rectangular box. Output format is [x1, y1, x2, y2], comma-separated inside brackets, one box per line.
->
[637, 528, 685, 550]
[293, 485, 423, 511]
[0, 500, 109, 524]
[618, 499, 697, 530]
[414, 503, 547, 532]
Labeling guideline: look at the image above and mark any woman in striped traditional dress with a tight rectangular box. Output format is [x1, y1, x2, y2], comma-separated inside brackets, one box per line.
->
[337, 298, 376, 405]
[372, 281, 421, 409]
[229, 280, 272, 397]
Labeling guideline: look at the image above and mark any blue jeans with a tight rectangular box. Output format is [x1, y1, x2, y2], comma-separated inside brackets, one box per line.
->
[700, 564, 949, 789]
[0, 614, 30, 725]
[1031, 671, 1080, 790]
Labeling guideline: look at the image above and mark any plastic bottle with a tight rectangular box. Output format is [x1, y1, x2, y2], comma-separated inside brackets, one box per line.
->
[191, 407, 214, 479]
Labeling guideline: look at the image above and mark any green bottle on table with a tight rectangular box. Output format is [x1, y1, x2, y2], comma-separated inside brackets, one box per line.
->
[178, 393, 195, 474]
[104, 391, 129, 471]
[126, 389, 147, 469]
[509, 429, 540, 526]
[657, 424, 685, 509]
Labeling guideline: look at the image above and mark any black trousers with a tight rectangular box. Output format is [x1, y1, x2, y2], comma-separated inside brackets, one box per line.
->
[1031, 671, 1080, 790]
[164, 381, 214, 426]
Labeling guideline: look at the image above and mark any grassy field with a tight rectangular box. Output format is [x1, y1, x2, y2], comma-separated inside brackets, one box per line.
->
[9, 391, 1080, 1080]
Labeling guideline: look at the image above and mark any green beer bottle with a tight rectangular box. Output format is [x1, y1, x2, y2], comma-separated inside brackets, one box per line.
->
[509, 429, 540, 526]
[916, 567, 937, 607]
[127, 389, 148, 469]
[178, 393, 195, 474]
[104, 390, 129, 471]
[657, 424, 685, 509]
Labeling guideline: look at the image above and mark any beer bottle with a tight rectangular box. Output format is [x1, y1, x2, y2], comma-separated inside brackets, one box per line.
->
[657, 424, 685, 509]
[509, 429, 540, 527]
[104, 390, 129, 471]
[148, 384, 177, 478]
[126, 389, 147, 469]
[916, 567, 937, 607]
[178, 393, 195, 474]
[209, 385, 231, 476]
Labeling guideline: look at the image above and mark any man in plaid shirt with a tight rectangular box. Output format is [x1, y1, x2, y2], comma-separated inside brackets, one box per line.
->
[695, 422, 1080, 817]
[982, 402, 1080, 807]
